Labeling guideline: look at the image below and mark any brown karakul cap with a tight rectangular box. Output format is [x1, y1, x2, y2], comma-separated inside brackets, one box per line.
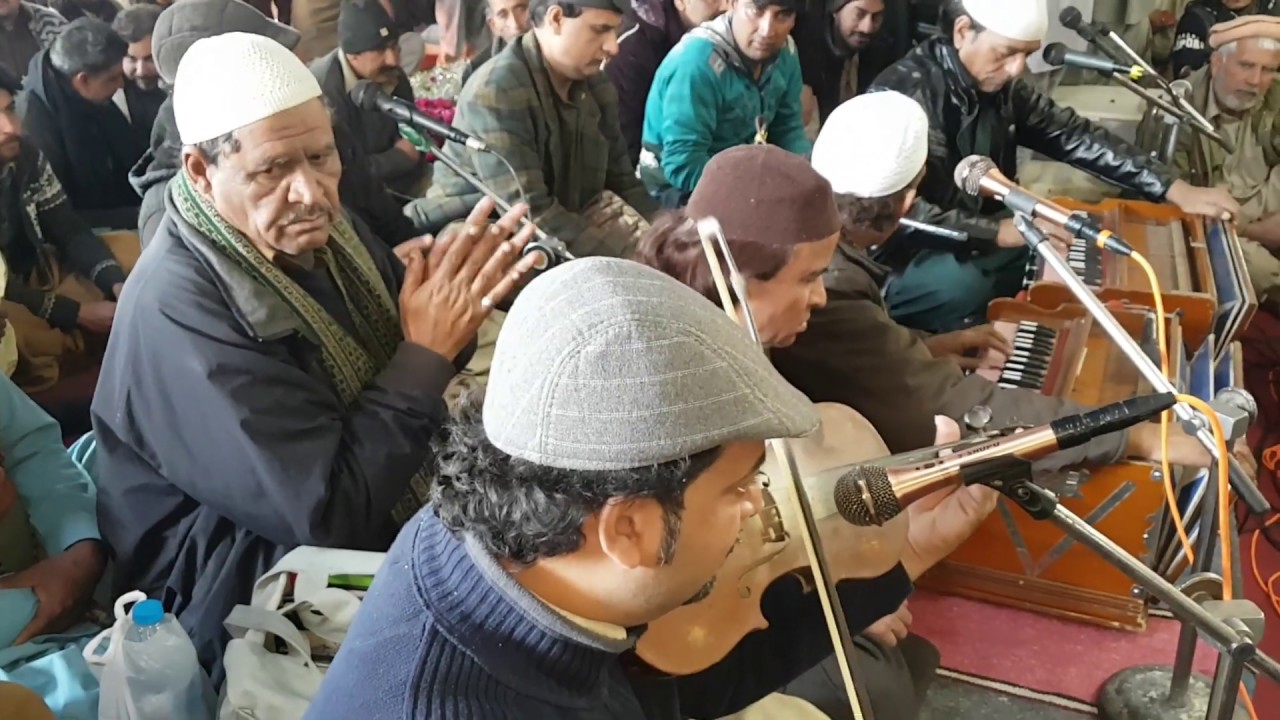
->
[1210, 15, 1280, 49]
[686, 145, 841, 249]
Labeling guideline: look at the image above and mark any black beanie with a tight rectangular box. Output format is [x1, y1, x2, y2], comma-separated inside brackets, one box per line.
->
[340, 0, 396, 55]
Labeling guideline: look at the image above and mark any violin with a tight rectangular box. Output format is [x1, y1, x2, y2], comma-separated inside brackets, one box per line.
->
[636, 401, 909, 676]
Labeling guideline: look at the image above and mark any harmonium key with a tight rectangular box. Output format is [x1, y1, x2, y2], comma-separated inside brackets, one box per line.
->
[973, 313, 1090, 398]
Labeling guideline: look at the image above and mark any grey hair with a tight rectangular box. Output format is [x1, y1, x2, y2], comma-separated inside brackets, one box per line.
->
[184, 98, 336, 165]
[192, 132, 242, 166]
[1218, 37, 1280, 56]
[51, 17, 128, 78]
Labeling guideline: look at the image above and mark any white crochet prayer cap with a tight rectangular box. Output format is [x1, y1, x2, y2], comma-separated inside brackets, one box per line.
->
[812, 91, 930, 198]
[173, 32, 323, 145]
[962, 0, 1048, 43]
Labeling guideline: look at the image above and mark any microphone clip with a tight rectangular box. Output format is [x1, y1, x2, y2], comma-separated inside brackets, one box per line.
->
[960, 456, 1056, 520]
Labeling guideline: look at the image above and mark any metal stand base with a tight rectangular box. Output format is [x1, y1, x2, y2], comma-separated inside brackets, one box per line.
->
[1098, 666, 1248, 720]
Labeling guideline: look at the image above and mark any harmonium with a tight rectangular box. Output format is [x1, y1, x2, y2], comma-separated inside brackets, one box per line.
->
[918, 199, 1257, 631]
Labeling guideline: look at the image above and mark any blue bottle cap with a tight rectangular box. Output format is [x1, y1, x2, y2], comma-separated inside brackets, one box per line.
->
[131, 599, 164, 627]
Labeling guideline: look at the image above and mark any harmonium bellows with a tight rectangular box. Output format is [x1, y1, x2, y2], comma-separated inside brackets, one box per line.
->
[1021, 198, 1256, 357]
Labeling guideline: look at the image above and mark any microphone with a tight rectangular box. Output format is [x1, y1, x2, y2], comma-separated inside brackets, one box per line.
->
[1043, 42, 1145, 81]
[833, 393, 1177, 527]
[351, 80, 488, 152]
[1058, 8, 1128, 64]
[954, 155, 1134, 256]
[898, 217, 968, 244]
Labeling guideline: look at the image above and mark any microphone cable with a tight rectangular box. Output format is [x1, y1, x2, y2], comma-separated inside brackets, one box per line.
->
[1129, 248, 1258, 720]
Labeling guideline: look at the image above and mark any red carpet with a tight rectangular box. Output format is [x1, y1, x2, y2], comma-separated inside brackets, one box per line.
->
[910, 590, 1220, 706]
[1240, 309, 1280, 716]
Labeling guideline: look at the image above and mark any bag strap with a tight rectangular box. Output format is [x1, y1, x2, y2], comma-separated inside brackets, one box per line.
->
[277, 587, 363, 645]
[252, 547, 385, 608]
[224, 604, 320, 671]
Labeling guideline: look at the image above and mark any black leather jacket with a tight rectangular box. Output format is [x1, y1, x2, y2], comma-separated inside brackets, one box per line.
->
[868, 38, 1176, 267]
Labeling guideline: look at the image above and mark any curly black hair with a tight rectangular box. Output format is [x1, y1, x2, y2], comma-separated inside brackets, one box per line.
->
[431, 390, 723, 566]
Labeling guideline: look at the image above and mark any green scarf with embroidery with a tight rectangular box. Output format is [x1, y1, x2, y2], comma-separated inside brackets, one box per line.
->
[171, 172, 432, 524]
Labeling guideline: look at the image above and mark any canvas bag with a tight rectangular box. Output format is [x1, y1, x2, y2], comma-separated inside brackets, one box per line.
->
[219, 546, 385, 720]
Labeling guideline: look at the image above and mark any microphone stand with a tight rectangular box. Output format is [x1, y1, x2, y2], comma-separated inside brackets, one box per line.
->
[1012, 215, 1270, 515]
[959, 455, 1280, 720]
[1093, 25, 1234, 155]
[423, 140, 575, 270]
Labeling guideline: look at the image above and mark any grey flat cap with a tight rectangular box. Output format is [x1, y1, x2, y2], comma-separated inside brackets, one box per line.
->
[484, 258, 819, 470]
[153, 0, 301, 85]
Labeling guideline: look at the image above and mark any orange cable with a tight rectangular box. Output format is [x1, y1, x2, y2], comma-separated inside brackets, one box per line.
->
[1130, 252, 1195, 563]
[1131, 251, 1256, 719]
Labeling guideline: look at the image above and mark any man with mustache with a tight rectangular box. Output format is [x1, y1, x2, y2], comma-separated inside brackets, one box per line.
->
[605, 0, 729, 163]
[132, 0, 421, 251]
[306, 256, 913, 720]
[91, 32, 538, 678]
[460, 0, 534, 86]
[640, 0, 808, 208]
[0, 64, 132, 395]
[407, 0, 658, 259]
[1172, 0, 1280, 78]
[1143, 16, 1280, 306]
[792, 0, 910, 125]
[111, 4, 168, 141]
[868, 0, 1241, 334]
[311, 0, 426, 198]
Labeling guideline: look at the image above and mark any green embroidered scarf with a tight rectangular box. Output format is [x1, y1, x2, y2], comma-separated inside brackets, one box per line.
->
[171, 172, 433, 524]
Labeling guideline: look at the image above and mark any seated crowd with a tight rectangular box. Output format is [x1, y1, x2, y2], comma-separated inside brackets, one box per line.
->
[0, 0, 1273, 718]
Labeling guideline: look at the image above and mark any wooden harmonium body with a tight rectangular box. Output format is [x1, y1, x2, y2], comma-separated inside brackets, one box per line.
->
[918, 299, 1185, 631]
[1021, 198, 1256, 357]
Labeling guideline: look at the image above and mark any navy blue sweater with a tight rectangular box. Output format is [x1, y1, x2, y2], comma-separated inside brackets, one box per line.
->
[305, 508, 912, 719]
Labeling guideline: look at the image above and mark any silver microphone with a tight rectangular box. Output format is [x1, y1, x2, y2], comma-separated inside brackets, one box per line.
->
[954, 155, 1134, 256]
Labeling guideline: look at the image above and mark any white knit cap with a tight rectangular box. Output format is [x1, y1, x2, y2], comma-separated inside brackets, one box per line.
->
[173, 32, 323, 145]
[962, 0, 1048, 43]
[811, 91, 930, 198]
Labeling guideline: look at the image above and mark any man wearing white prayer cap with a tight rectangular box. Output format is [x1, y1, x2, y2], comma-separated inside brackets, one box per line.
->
[776, 87, 1217, 582]
[90, 31, 539, 676]
[867, 0, 1243, 334]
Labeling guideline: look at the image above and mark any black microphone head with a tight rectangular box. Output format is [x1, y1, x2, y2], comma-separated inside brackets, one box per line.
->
[1059, 6, 1083, 30]
[954, 155, 996, 197]
[350, 79, 382, 112]
[1043, 42, 1068, 67]
[833, 465, 899, 527]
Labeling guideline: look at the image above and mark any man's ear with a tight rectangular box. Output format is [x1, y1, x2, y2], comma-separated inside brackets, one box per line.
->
[953, 15, 974, 49]
[181, 147, 214, 195]
[596, 498, 667, 570]
[900, 188, 918, 216]
[70, 72, 93, 99]
[544, 3, 564, 33]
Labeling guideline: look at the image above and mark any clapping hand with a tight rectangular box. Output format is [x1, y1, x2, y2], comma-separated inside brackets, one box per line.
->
[398, 198, 540, 361]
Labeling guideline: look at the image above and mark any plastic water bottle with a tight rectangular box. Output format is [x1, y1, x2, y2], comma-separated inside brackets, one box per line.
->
[116, 599, 216, 719]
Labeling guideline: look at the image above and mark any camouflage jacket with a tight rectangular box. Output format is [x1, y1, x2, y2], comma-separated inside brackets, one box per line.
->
[406, 32, 658, 258]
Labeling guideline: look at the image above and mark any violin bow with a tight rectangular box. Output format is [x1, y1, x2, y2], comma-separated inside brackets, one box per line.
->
[694, 218, 873, 720]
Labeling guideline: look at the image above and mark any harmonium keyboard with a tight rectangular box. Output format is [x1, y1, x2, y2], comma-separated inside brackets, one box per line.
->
[918, 298, 1188, 631]
[1020, 199, 1256, 359]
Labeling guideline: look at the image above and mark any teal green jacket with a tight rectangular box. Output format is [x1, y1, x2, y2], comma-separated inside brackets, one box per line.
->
[639, 14, 810, 194]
